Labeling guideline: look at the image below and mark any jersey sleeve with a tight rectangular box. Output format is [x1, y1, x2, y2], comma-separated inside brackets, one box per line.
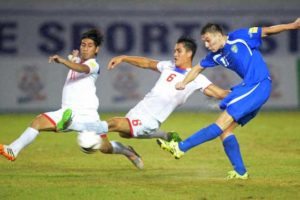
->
[83, 59, 100, 74]
[156, 61, 173, 72]
[193, 74, 212, 93]
[200, 52, 217, 68]
[230, 27, 262, 49]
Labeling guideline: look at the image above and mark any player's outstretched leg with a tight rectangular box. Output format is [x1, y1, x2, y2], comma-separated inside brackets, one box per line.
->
[0, 144, 16, 161]
[56, 108, 73, 131]
[156, 139, 185, 159]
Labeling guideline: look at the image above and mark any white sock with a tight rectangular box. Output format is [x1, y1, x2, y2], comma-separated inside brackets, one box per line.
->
[9, 127, 39, 156]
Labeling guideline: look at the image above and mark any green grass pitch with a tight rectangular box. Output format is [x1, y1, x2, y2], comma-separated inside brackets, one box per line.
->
[0, 111, 299, 200]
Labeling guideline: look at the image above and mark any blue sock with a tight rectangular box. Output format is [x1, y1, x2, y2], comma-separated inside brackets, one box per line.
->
[179, 123, 222, 152]
[223, 135, 247, 175]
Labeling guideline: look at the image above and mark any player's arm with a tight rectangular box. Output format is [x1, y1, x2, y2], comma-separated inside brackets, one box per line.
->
[49, 55, 90, 73]
[175, 64, 205, 90]
[203, 84, 230, 100]
[261, 18, 300, 37]
[108, 55, 159, 71]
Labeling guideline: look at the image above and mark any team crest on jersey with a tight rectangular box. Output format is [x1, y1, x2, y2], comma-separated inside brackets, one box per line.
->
[248, 27, 258, 38]
[249, 27, 258, 33]
[231, 45, 238, 53]
[89, 61, 97, 68]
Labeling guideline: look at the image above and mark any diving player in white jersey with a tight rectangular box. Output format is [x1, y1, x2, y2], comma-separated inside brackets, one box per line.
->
[75, 36, 229, 143]
[0, 29, 143, 169]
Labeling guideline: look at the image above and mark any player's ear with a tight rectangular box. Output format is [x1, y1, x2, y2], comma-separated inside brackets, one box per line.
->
[95, 46, 100, 55]
[187, 50, 193, 59]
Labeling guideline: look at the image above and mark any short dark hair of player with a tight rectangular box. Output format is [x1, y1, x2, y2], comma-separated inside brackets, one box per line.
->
[201, 23, 224, 35]
[81, 29, 104, 47]
[176, 36, 197, 59]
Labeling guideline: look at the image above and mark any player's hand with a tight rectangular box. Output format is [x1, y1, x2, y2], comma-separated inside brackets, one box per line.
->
[68, 49, 80, 63]
[72, 49, 79, 57]
[294, 18, 300, 29]
[175, 82, 186, 90]
[108, 56, 125, 70]
[49, 55, 64, 64]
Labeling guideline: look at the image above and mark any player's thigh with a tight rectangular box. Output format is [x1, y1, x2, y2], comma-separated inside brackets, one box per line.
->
[108, 117, 131, 133]
[126, 114, 160, 138]
[125, 104, 160, 137]
[32, 108, 70, 131]
[67, 110, 100, 131]
[30, 114, 56, 131]
[215, 110, 235, 130]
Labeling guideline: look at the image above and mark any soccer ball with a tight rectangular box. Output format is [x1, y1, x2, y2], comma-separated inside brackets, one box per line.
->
[77, 131, 101, 154]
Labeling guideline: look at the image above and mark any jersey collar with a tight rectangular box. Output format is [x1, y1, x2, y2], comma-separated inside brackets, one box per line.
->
[174, 66, 191, 75]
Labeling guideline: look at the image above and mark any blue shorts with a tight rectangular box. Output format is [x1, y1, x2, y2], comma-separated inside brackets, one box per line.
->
[219, 79, 272, 126]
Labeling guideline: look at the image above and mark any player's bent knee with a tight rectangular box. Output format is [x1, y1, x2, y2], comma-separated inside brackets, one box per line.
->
[99, 142, 113, 154]
[29, 115, 45, 130]
[108, 118, 121, 131]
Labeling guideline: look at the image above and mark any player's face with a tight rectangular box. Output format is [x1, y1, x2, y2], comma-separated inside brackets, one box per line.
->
[80, 38, 99, 60]
[173, 43, 191, 67]
[201, 32, 223, 52]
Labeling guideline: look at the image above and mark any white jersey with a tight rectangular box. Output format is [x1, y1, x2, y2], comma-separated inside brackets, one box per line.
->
[132, 61, 212, 123]
[61, 58, 100, 112]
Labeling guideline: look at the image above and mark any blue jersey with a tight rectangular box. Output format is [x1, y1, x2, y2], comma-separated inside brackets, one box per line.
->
[200, 27, 271, 85]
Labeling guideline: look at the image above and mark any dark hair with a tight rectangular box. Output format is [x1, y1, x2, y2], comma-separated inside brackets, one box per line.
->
[81, 29, 104, 47]
[176, 36, 197, 59]
[201, 23, 224, 35]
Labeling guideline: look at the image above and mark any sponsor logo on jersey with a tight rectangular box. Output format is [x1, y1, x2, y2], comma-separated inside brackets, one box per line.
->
[231, 45, 238, 53]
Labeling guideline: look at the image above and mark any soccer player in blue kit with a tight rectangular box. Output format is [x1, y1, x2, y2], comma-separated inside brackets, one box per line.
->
[157, 18, 300, 179]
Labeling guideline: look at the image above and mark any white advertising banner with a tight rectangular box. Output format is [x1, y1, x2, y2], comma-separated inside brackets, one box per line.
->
[0, 8, 299, 112]
[0, 58, 65, 111]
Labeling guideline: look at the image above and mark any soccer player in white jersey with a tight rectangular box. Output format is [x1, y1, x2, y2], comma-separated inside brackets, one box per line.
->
[0, 29, 143, 169]
[75, 36, 229, 144]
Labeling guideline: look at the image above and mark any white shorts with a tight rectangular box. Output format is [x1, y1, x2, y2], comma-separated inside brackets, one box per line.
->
[125, 104, 160, 138]
[43, 108, 108, 139]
